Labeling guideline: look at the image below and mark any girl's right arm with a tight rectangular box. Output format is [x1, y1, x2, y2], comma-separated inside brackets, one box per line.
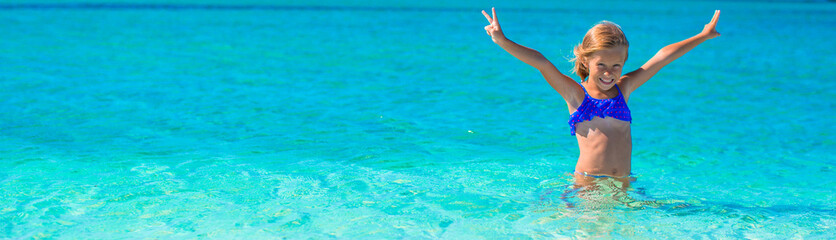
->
[482, 8, 582, 107]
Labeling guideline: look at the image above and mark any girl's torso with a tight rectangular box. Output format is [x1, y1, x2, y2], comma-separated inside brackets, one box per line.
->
[567, 83, 632, 177]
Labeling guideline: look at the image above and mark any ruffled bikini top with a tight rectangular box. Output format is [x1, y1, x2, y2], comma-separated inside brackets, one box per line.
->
[568, 84, 632, 136]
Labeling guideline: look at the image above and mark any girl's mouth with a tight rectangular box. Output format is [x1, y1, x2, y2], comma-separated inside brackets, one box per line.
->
[599, 77, 614, 85]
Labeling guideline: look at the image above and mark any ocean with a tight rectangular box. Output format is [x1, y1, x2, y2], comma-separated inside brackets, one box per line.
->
[1, 0, 834, 238]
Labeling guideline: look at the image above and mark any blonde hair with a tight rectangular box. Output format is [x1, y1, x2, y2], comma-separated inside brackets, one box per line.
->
[571, 21, 629, 81]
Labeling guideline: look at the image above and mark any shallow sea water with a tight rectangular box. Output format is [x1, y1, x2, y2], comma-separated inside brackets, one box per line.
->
[1, 0, 834, 238]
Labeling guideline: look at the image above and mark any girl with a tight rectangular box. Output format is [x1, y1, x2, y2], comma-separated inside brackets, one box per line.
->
[482, 8, 720, 185]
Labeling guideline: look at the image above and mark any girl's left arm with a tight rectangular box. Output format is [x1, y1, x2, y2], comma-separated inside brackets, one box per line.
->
[621, 10, 721, 98]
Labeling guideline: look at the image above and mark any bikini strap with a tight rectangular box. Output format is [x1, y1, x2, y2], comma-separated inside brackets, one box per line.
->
[579, 82, 589, 95]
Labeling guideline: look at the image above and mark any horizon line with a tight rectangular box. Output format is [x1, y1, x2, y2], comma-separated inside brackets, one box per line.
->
[0, 3, 503, 12]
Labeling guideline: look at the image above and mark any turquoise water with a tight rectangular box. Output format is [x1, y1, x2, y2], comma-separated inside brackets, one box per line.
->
[1, 0, 834, 238]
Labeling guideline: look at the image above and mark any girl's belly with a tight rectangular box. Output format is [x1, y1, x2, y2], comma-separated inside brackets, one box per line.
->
[573, 116, 632, 177]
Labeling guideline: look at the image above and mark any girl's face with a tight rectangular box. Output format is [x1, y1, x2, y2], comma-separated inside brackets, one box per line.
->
[585, 46, 627, 91]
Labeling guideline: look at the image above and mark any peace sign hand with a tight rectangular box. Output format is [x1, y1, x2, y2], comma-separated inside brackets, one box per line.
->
[700, 10, 721, 39]
[482, 7, 506, 43]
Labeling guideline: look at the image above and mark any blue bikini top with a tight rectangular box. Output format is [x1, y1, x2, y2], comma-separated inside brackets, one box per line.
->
[568, 84, 632, 136]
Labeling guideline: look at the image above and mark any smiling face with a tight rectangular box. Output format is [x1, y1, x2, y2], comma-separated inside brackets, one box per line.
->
[584, 46, 627, 91]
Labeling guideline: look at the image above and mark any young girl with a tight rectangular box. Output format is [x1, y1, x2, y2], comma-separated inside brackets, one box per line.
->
[482, 8, 720, 185]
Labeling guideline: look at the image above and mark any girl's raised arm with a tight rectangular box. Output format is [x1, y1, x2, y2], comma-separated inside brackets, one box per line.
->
[482, 8, 582, 108]
[621, 10, 721, 99]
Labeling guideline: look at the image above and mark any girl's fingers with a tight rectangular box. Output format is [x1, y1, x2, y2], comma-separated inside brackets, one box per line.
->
[492, 7, 498, 23]
[482, 10, 492, 23]
[485, 25, 495, 36]
[710, 10, 720, 25]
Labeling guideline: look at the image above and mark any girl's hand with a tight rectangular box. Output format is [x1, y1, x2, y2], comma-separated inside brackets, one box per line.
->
[482, 7, 506, 43]
[700, 10, 721, 39]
